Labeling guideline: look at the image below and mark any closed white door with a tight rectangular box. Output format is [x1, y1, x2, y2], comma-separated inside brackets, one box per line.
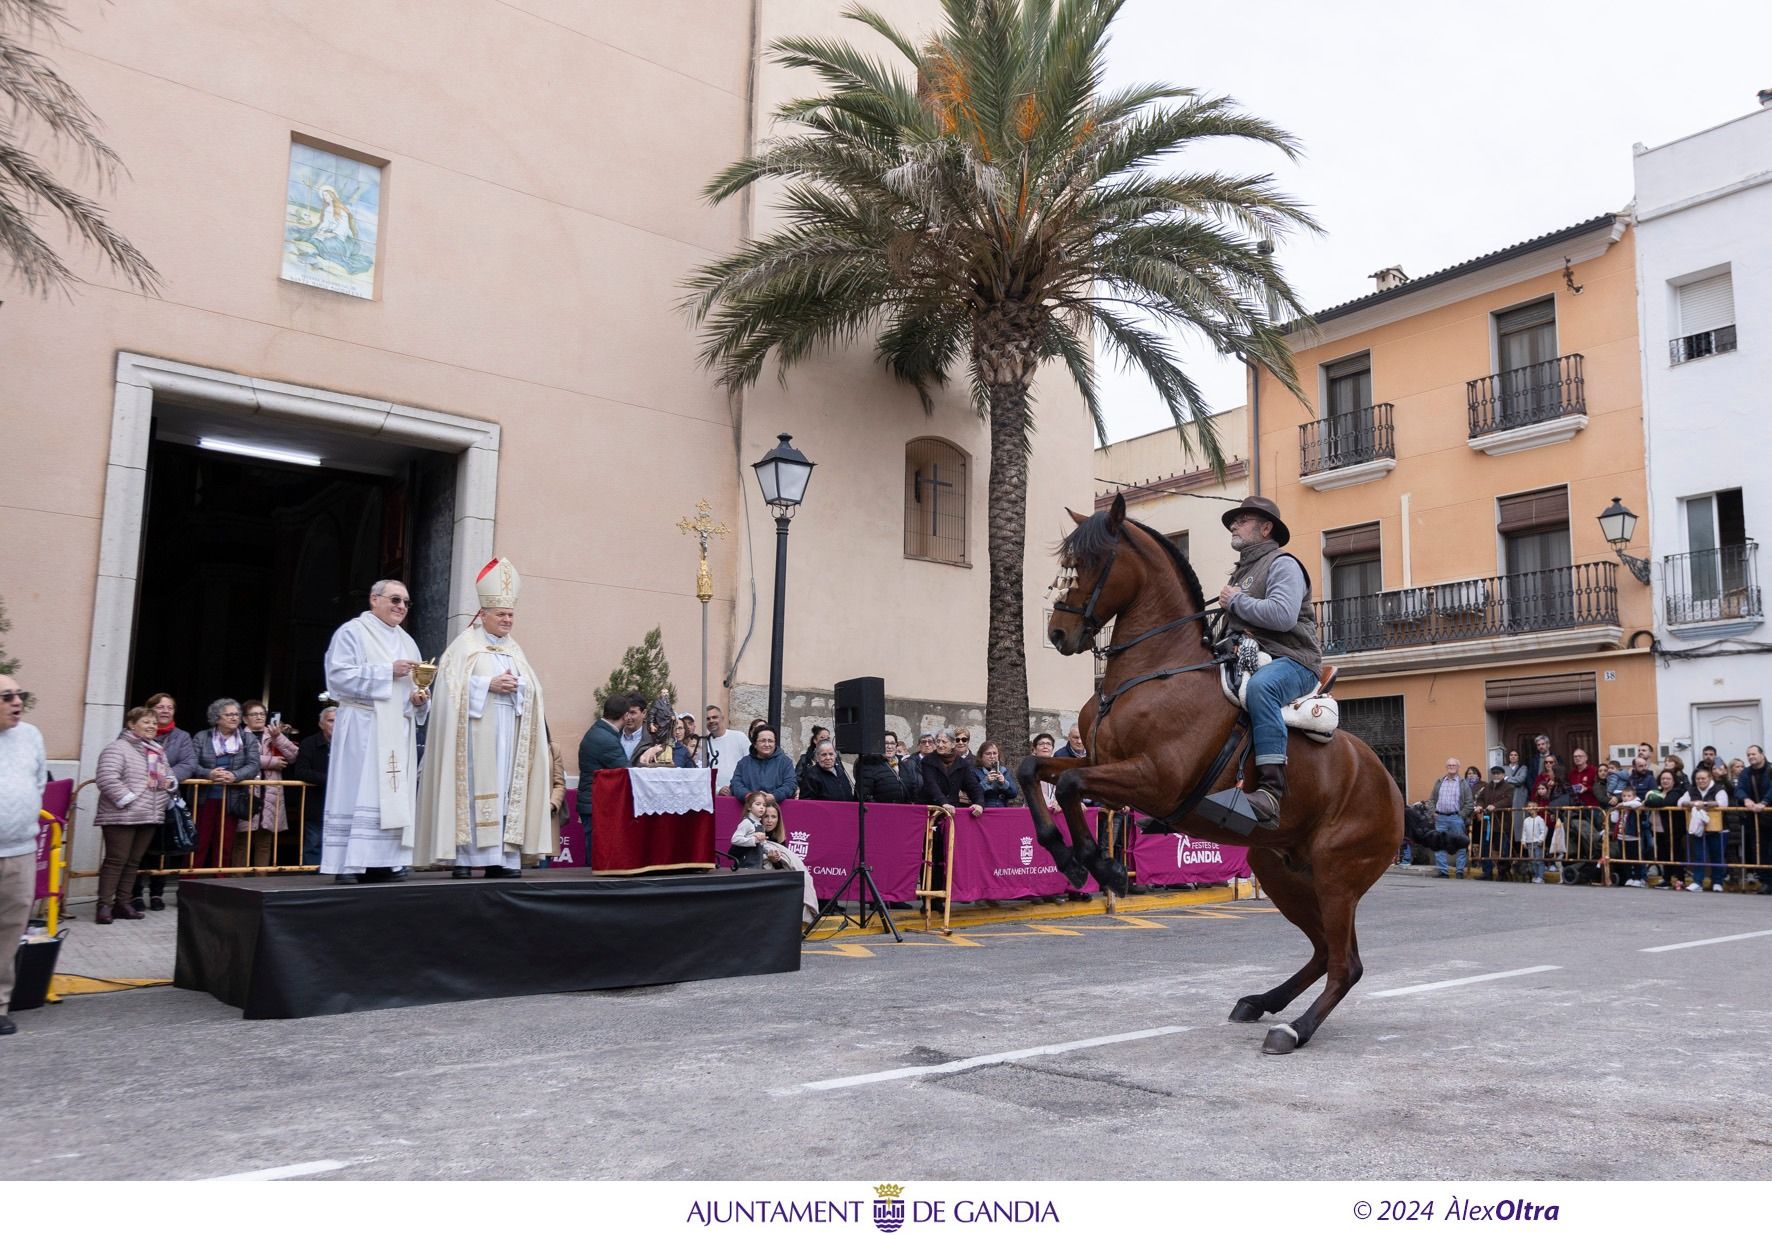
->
[1692, 702, 1763, 762]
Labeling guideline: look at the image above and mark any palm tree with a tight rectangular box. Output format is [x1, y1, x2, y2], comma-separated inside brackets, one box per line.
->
[684, 0, 1316, 757]
[1, 0, 159, 296]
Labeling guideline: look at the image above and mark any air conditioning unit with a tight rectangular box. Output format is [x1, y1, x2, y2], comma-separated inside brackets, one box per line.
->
[1380, 591, 1429, 625]
[1435, 579, 1489, 616]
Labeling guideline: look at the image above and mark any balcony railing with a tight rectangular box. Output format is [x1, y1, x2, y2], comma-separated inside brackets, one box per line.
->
[1317, 562, 1619, 655]
[1467, 353, 1585, 438]
[1669, 324, 1737, 366]
[1299, 404, 1395, 476]
[1663, 542, 1762, 626]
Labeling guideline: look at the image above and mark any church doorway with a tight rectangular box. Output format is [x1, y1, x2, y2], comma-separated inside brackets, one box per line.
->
[129, 404, 457, 736]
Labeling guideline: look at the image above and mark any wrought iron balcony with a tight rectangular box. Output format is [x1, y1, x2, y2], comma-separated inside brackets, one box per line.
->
[1467, 354, 1585, 438]
[1317, 562, 1619, 656]
[1663, 542, 1762, 626]
[1299, 404, 1395, 477]
[1668, 324, 1737, 366]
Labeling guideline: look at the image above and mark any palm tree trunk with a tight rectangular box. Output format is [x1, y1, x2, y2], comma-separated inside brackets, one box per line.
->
[975, 305, 1043, 763]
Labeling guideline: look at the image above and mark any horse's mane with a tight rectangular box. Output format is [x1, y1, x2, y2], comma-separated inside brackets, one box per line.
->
[1059, 509, 1207, 613]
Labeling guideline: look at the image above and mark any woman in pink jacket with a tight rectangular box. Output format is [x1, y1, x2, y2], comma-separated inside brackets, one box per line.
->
[93, 707, 177, 924]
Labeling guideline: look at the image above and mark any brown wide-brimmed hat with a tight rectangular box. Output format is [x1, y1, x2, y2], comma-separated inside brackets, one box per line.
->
[1221, 495, 1291, 547]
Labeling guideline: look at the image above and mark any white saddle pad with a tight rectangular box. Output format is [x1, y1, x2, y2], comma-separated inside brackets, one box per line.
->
[1221, 656, 1340, 744]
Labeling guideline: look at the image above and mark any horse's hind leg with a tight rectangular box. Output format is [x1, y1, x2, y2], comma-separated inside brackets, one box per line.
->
[1229, 848, 1326, 1023]
[1262, 881, 1365, 1055]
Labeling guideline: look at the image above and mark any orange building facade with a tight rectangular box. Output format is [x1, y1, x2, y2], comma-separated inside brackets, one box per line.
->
[1253, 215, 1658, 799]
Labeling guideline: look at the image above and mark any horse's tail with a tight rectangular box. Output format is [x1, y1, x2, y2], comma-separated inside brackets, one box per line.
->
[1404, 801, 1470, 851]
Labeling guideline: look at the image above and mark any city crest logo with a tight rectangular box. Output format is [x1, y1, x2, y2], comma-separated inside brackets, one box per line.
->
[1019, 836, 1035, 865]
[872, 1183, 906, 1233]
[789, 830, 812, 860]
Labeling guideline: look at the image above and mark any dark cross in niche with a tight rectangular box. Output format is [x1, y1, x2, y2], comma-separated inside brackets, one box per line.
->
[915, 464, 956, 541]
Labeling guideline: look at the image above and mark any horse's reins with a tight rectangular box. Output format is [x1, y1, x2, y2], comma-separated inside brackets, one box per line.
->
[1052, 526, 1257, 833]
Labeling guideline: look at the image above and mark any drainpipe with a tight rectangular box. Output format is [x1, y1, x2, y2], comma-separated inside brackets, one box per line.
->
[1244, 356, 1261, 495]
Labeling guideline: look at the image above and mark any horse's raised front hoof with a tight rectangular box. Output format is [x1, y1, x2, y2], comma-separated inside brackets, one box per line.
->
[1228, 997, 1266, 1023]
[1089, 855, 1130, 897]
[1260, 1024, 1302, 1055]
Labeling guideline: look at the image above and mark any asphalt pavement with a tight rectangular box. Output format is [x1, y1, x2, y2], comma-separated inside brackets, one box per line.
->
[2, 873, 1769, 1181]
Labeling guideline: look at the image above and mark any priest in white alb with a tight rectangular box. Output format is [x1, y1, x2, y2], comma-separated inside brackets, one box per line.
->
[416, 557, 554, 877]
[320, 579, 431, 883]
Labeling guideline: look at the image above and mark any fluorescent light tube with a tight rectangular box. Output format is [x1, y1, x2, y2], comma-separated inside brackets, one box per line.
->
[197, 437, 323, 467]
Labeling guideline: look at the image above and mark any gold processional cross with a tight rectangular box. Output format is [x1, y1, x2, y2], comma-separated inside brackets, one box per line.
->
[676, 499, 730, 603]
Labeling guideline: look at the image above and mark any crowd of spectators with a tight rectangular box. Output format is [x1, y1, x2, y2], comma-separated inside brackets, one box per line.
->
[1404, 735, 1772, 894]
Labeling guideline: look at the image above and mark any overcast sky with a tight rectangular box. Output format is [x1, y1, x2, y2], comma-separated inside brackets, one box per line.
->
[1094, 0, 1772, 445]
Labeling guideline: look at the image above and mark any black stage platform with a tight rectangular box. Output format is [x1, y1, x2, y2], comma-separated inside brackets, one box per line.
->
[174, 868, 804, 1019]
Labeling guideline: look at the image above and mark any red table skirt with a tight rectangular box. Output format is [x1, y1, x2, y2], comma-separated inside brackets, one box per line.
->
[586, 770, 715, 875]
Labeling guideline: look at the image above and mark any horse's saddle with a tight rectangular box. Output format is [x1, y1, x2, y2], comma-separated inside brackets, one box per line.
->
[1219, 639, 1340, 744]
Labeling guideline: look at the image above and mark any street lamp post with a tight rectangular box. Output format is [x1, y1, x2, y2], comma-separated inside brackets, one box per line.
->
[1598, 496, 1653, 585]
[751, 433, 816, 733]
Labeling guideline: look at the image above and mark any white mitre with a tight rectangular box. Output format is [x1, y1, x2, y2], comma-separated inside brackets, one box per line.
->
[476, 556, 520, 609]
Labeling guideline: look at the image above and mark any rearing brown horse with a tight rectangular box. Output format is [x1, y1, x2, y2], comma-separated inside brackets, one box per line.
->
[1018, 494, 1403, 1055]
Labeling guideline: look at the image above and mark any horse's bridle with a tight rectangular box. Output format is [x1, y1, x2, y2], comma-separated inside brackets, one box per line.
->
[1050, 539, 1120, 648]
[1054, 532, 1232, 722]
[1053, 535, 1225, 657]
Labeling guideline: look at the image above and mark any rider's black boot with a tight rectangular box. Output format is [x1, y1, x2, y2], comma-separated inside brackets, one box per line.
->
[1247, 763, 1287, 827]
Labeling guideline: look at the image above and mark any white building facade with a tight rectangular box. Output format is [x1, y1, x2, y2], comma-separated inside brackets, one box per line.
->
[1633, 102, 1772, 758]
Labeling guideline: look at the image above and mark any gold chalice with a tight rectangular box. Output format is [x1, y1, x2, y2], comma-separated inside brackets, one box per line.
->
[412, 660, 438, 689]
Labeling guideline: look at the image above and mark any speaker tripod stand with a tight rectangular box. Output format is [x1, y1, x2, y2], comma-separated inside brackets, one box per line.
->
[803, 798, 902, 941]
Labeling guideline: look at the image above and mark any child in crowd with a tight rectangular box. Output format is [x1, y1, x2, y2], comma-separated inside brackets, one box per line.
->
[1519, 783, 1551, 884]
[730, 790, 776, 869]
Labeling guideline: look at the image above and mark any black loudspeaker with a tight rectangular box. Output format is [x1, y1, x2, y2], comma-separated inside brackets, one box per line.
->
[833, 676, 886, 755]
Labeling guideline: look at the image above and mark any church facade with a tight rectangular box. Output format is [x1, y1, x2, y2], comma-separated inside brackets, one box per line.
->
[1, 1, 1096, 873]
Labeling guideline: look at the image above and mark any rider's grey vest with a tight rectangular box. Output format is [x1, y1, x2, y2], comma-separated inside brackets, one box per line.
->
[1227, 540, 1322, 673]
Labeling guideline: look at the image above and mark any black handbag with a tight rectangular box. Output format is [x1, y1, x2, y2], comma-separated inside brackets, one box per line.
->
[160, 795, 197, 856]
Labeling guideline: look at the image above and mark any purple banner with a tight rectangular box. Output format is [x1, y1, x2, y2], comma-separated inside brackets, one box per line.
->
[1130, 823, 1251, 886]
[34, 779, 72, 901]
[552, 788, 585, 867]
[948, 808, 1101, 901]
[714, 797, 926, 902]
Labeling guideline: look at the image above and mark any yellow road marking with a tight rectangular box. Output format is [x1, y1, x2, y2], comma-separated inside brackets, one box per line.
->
[802, 886, 1262, 960]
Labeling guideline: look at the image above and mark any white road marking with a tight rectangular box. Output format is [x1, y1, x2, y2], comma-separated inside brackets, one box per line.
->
[203, 1159, 355, 1182]
[800, 1025, 1192, 1091]
[1640, 928, 1772, 954]
[1367, 965, 1561, 999]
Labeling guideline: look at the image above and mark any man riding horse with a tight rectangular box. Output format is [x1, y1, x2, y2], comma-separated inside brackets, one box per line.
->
[1215, 495, 1320, 826]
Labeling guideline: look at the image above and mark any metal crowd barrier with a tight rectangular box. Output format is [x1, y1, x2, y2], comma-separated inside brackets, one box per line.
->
[71, 777, 320, 881]
[1446, 804, 1768, 891]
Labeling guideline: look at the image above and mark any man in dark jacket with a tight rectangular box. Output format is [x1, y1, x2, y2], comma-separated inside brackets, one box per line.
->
[1473, 765, 1515, 880]
[577, 695, 632, 863]
[286, 706, 335, 866]
[798, 740, 854, 801]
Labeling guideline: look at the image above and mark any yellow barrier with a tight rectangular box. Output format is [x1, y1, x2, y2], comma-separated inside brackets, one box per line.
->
[70, 778, 320, 881]
[1456, 804, 1767, 891]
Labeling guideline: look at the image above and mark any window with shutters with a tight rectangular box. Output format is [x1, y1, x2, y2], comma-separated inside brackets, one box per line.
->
[1320, 523, 1383, 653]
[1165, 530, 1190, 559]
[1492, 298, 1559, 423]
[1340, 696, 1407, 794]
[904, 438, 969, 565]
[1669, 269, 1737, 365]
[1498, 486, 1573, 629]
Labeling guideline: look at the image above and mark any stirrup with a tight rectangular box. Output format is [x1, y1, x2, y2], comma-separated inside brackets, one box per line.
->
[1193, 787, 1281, 836]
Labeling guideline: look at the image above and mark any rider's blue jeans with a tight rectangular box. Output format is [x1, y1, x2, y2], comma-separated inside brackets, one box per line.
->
[1246, 655, 1320, 765]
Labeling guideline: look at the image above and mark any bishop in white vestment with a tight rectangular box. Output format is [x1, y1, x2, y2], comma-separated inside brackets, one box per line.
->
[415, 557, 554, 875]
[320, 580, 431, 881]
